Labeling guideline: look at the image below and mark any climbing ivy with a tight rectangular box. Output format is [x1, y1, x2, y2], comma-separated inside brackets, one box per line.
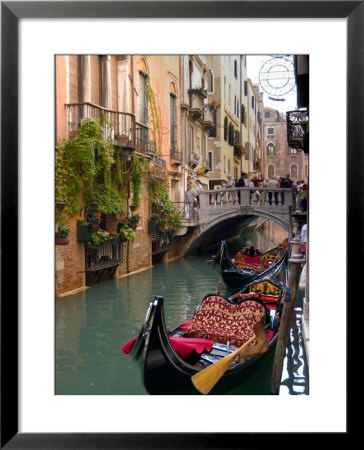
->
[130, 153, 148, 208]
[149, 180, 183, 229]
[145, 76, 162, 155]
[55, 118, 126, 217]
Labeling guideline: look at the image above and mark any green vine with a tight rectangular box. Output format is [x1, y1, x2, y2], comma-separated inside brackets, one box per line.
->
[130, 153, 148, 208]
[145, 77, 162, 155]
[149, 180, 183, 229]
[55, 118, 126, 217]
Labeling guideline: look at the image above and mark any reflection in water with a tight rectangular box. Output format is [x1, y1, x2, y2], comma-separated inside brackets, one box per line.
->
[56, 221, 308, 395]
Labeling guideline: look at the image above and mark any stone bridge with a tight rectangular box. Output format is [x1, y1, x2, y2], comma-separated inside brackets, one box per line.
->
[168, 187, 295, 258]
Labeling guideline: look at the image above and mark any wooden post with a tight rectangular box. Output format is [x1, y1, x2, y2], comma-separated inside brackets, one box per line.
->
[271, 258, 305, 394]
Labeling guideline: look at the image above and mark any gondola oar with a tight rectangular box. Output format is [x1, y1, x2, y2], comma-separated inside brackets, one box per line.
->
[191, 320, 268, 395]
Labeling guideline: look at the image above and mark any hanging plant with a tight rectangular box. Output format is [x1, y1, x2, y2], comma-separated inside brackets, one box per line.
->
[145, 77, 162, 155]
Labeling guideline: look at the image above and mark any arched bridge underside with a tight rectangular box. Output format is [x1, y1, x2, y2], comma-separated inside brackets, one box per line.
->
[168, 188, 293, 257]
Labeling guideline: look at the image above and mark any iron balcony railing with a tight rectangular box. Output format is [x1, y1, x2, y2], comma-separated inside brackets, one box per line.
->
[66, 102, 136, 149]
[85, 241, 123, 271]
[135, 122, 156, 155]
[173, 202, 199, 224]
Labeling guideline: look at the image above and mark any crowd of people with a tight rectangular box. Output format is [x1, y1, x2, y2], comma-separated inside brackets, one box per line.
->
[184, 172, 308, 218]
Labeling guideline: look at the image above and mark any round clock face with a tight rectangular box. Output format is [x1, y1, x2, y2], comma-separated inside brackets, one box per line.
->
[259, 56, 295, 97]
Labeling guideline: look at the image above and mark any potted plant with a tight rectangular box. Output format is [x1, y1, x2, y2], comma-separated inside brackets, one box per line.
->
[89, 212, 102, 232]
[55, 225, 70, 245]
[76, 216, 92, 242]
[188, 86, 208, 98]
[128, 214, 140, 230]
[209, 99, 221, 111]
[115, 133, 129, 147]
[118, 223, 136, 243]
[91, 229, 109, 246]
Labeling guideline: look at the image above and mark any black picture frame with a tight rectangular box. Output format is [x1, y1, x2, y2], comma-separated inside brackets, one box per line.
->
[1, 1, 357, 447]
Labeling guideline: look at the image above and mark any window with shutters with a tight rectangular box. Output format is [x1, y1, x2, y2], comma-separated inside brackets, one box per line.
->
[268, 165, 275, 179]
[188, 126, 193, 154]
[170, 93, 177, 153]
[208, 69, 214, 93]
[209, 110, 217, 138]
[138, 71, 148, 125]
[208, 151, 213, 170]
[241, 104, 246, 125]
[234, 60, 238, 79]
[244, 80, 247, 96]
[224, 117, 228, 141]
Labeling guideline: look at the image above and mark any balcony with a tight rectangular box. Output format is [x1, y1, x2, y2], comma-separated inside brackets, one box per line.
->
[201, 107, 214, 130]
[170, 149, 182, 166]
[189, 92, 205, 120]
[85, 240, 123, 272]
[66, 102, 136, 151]
[189, 152, 200, 169]
[135, 123, 157, 156]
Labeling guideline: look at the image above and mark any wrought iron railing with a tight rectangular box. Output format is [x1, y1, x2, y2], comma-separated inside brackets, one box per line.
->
[173, 202, 199, 224]
[85, 241, 123, 271]
[66, 102, 136, 148]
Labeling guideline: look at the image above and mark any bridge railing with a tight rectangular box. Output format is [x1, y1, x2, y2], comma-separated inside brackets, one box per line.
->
[198, 187, 293, 209]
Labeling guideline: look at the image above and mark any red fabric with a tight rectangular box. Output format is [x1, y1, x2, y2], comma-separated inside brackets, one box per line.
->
[261, 295, 279, 303]
[122, 337, 137, 354]
[267, 329, 274, 342]
[122, 335, 215, 360]
[299, 243, 307, 253]
[176, 319, 194, 330]
[243, 255, 260, 265]
[185, 295, 266, 348]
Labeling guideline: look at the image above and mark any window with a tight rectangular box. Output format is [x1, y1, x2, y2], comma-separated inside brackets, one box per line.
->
[241, 104, 246, 125]
[264, 111, 270, 118]
[267, 127, 275, 135]
[170, 94, 177, 152]
[244, 80, 247, 96]
[188, 126, 193, 154]
[268, 165, 275, 179]
[291, 164, 298, 178]
[210, 110, 217, 138]
[208, 69, 214, 93]
[290, 148, 298, 155]
[224, 117, 228, 141]
[252, 96, 255, 110]
[267, 143, 275, 156]
[138, 71, 148, 125]
[234, 60, 238, 79]
[208, 151, 213, 170]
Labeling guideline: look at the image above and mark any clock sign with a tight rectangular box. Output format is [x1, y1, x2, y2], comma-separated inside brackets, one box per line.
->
[259, 56, 296, 98]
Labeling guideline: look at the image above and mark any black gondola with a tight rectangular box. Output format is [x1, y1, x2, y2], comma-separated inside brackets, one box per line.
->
[122, 276, 291, 395]
[208, 239, 289, 291]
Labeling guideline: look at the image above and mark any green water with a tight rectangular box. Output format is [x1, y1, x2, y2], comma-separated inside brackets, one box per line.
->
[55, 225, 309, 395]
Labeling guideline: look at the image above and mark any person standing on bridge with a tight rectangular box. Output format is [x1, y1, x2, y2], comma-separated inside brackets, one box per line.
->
[195, 179, 203, 207]
[184, 183, 196, 220]
[227, 174, 237, 205]
[268, 176, 279, 205]
[237, 172, 248, 204]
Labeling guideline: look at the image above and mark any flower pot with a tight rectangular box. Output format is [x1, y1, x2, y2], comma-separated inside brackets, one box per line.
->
[115, 134, 129, 147]
[130, 223, 138, 230]
[55, 236, 69, 245]
[77, 224, 92, 242]
[90, 224, 100, 233]
[148, 220, 158, 233]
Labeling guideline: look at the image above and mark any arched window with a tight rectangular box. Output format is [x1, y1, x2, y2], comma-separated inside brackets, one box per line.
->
[268, 165, 275, 179]
[267, 142, 275, 156]
[291, 164, 298, 178]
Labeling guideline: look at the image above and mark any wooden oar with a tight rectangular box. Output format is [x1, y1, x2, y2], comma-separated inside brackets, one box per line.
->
[191, 320, 267, 395]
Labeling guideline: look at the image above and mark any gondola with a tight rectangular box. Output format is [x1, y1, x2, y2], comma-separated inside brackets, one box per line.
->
[207, 239, 289, 291]
[122, 276, 291, 395]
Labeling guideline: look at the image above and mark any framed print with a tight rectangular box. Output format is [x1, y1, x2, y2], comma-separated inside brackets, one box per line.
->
[1, 0, 359, 447]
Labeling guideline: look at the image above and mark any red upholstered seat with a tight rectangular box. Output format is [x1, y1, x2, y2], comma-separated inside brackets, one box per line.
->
[185, 295, 266, 348]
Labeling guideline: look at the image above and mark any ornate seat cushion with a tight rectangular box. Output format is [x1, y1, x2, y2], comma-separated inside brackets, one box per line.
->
[185, 295, 266, 348]
[235, 253, 261, 266]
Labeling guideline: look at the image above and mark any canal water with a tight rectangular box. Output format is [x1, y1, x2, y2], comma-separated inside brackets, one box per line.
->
[56, 222, 309, 395]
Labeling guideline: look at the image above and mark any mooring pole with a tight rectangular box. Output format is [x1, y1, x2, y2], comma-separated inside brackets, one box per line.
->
[271, 257, 305, 394]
